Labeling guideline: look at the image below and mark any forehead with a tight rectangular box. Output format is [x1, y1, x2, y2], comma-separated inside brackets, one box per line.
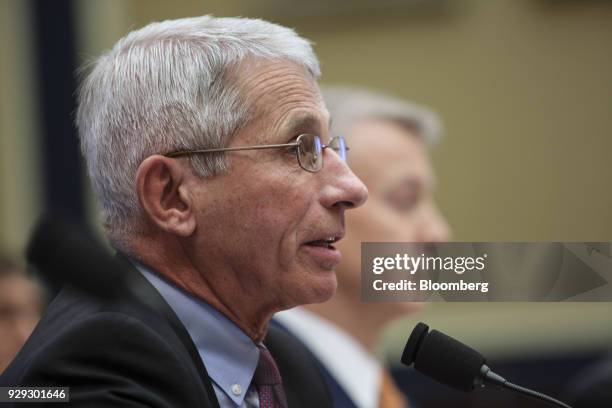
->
[234, 58, 329, 142]
[347, 118, 434, 189]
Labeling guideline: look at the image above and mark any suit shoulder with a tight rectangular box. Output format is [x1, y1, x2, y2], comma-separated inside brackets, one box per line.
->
[32, 310, 176, 359]
[6, 311, 203, 407]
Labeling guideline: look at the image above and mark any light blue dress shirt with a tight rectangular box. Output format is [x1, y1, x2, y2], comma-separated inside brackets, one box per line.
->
[134, 261, 261, 408]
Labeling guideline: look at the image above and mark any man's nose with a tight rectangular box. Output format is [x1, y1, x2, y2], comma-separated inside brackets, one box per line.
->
[319, 149, 368, 210]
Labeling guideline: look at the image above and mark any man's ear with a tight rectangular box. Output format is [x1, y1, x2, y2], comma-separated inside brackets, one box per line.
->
[136, 155, 197, 237]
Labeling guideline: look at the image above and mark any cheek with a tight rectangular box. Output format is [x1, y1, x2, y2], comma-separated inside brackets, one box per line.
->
[207, 172, 314, 264]
[346, 198, 414, 242]
[252, 179, 311, 237]
[335, 198, 422, 276]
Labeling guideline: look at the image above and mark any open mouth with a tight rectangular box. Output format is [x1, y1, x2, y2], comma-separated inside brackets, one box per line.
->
[305, 236, 340, 250]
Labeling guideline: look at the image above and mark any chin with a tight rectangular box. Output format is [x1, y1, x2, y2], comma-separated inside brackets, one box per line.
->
[296, 270, 338, 306]
[389, 301, 426, 316]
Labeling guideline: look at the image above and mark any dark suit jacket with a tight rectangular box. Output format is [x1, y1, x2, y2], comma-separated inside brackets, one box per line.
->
[272, 320, 358, 408]
[1, 258, 332, 408]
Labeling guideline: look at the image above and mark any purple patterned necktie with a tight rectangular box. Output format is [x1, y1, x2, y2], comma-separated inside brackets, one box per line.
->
[253, 345, 288, 408]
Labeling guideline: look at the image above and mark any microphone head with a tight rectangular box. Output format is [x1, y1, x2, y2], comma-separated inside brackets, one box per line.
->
[402, 322, 486, 392]
[401, 322, 429, 366]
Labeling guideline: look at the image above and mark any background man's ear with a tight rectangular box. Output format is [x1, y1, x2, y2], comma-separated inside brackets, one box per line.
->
[136, 155, 197, 237]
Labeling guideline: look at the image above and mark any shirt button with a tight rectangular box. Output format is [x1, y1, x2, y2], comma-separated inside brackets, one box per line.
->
[231, 384, 242, 396]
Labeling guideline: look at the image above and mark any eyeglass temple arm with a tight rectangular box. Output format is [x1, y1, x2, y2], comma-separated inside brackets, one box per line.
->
[322, 144, 350, 151]
[165, 142, 300, 158]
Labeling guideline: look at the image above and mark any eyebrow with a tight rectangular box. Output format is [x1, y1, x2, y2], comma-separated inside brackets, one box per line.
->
[280, 112, 333, 137]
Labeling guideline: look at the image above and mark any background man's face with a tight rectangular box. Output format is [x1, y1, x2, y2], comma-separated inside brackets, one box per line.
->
[335, 118, 451, 311]
[185, 60, 367, 313]
[0, 275, 41, 372]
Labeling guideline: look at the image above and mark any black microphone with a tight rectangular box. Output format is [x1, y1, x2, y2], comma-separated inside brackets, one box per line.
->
[402, 322, 573, 408]
[25, 216, 184, 329]
[26, 216, 130, 299]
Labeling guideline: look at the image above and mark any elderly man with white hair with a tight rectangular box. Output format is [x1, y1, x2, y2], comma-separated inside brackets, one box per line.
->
[276, 87, 450, 408]
[1, 16, 368, 407]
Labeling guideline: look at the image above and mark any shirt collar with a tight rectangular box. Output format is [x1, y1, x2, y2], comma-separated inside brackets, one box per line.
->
[275, 307, 382, 408]
[133, 260, 259, 406]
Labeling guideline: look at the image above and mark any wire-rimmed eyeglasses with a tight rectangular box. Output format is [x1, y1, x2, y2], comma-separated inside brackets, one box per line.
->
[163, 134, 348, 173]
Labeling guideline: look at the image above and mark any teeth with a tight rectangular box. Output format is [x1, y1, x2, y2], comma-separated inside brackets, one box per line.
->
[326, 237, 335, 243]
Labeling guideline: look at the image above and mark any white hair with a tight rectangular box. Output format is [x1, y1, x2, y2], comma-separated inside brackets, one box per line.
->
[321, 86, 443, 145]
[76, 16, 320, 242]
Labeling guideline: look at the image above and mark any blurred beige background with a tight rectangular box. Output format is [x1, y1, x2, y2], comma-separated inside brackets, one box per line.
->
[1, 0, 611, 360]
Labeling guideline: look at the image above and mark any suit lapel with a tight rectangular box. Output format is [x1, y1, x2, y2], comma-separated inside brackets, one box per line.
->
[115, 254, 221, 408]
[265, 325, 333, 408]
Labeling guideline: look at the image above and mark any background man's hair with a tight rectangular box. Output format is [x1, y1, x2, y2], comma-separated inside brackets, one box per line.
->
[321, 86, 443, 146]
[76, 16, 320, 245]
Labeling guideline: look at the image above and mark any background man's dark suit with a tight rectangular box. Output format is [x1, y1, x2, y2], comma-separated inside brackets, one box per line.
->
[1, 257, 332, 407]
[272, 319, 359, 408]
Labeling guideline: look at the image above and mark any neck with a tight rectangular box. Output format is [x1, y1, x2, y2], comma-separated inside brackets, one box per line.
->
[304, 290, 392, 352]
[126, 234, 274, 343]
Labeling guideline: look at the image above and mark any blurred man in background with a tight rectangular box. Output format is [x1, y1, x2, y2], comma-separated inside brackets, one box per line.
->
[276, 87, 451, 408]
[0, 254, 43, 373]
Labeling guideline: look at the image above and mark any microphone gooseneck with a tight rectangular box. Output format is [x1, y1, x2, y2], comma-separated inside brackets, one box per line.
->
[402, 322, 573, 408]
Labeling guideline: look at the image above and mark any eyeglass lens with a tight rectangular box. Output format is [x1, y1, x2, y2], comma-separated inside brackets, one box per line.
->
[297, 134, 323, 172]
[296, 134, 348, 172]
[329, 136, 347, 161]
